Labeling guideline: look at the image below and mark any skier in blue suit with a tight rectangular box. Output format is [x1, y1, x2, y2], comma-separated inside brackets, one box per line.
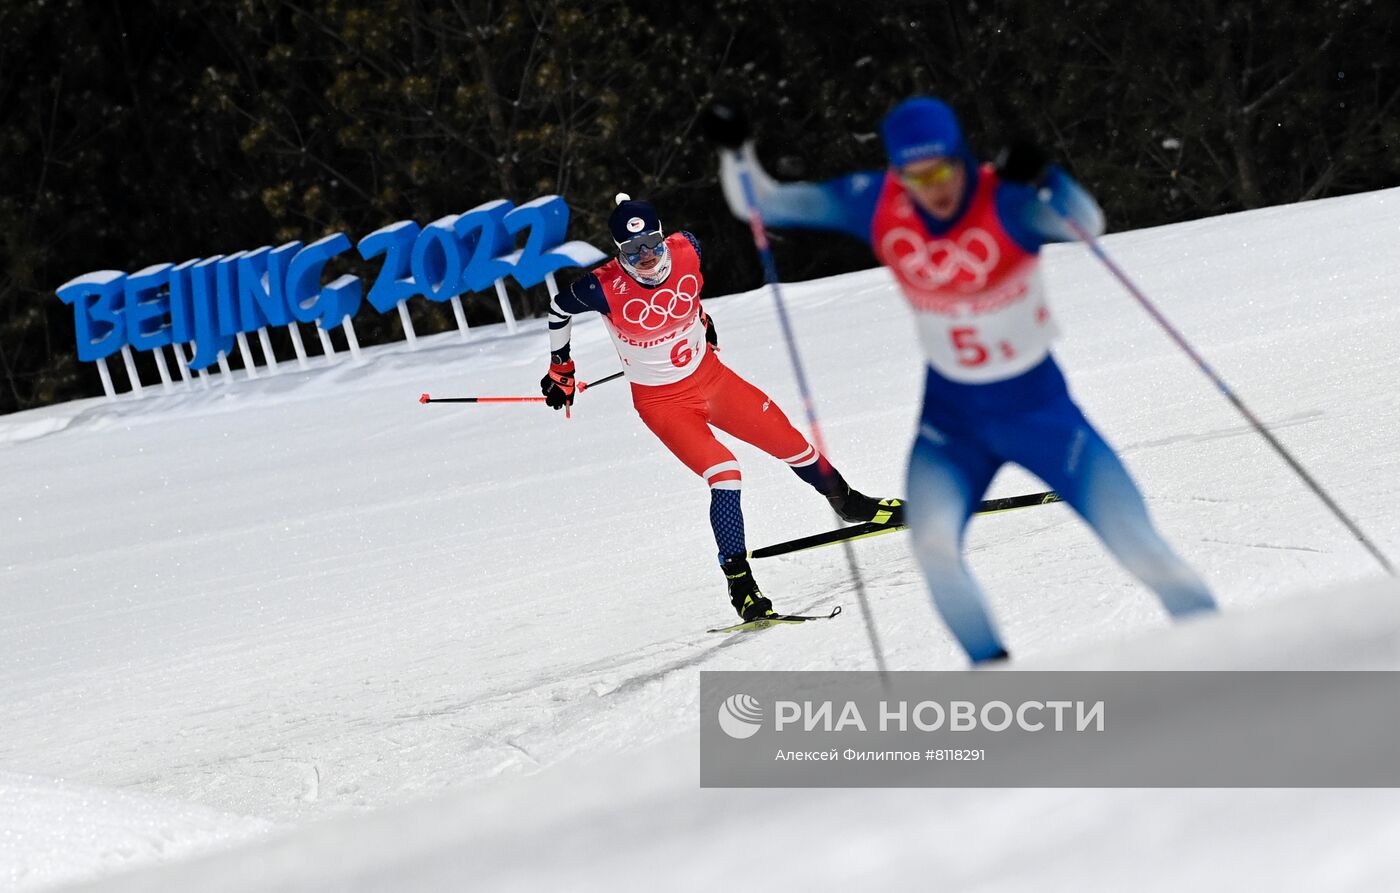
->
[705, 98, 1217, 663]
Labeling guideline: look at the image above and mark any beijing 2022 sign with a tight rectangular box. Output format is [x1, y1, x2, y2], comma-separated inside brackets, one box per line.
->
[56, 194, 605, 371]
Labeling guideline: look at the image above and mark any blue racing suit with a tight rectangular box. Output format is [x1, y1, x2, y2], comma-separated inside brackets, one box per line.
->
[719, 145, 1216, 662]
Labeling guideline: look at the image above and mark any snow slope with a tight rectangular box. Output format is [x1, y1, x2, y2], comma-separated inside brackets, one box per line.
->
[2, 186, 1399, 890]
[0, 773, 274, 892]
[52, 580, 1400, 893]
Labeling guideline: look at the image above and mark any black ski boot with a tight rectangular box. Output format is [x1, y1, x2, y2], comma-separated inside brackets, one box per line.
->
[721, 556, 776, 621]
[828, 487, 905, 526]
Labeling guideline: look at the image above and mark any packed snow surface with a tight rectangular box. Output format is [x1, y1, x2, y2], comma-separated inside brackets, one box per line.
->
[3, 188, 1399, 890]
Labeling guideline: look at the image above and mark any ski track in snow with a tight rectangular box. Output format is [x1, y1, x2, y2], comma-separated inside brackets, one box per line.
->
[2, 187, 1399, 890]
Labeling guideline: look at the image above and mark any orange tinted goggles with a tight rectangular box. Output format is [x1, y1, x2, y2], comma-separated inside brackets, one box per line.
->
[899, 159, 959, 188]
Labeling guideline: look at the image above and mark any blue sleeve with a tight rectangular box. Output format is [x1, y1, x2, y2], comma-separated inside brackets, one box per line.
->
[996, 166, 1106, 253]
[557, 272, 610, 315]
[679, 230, 702, 260]
[755, 170, 886, 245]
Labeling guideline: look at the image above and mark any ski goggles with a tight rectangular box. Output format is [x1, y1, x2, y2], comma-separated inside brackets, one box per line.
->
[618, 232, 666, 264]
[898, 158, 960, 188]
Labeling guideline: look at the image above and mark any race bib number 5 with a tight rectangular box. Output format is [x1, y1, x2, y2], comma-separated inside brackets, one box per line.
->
[950, 325, 1019, 367]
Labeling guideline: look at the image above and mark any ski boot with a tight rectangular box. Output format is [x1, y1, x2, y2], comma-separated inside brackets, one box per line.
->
[722, 556, 777, 621]
[828, 487, 905, 526]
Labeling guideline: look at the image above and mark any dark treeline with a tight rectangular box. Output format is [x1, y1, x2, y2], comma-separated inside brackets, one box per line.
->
[2, 0, 1396, 413]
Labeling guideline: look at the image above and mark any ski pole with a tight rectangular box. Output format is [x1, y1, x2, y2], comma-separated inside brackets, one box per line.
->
[711, 106, 889, 679]
[562, 370, 625, 417]
[419, 370, 625, 415]
[1055, 211, 1395, 577]
[419, 395, 543, 405]
[578, 370, 626, 392]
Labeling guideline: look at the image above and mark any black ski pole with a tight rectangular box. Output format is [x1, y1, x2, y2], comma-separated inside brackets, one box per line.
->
[577, 370, 626, 393]
[420, 370, 625, 411]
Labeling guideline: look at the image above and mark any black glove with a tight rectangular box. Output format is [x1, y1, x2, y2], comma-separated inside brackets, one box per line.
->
[703, 311, 718, 351]
[701, 101, 751, 150]
[995, 139, 1051, 186]
[540, 358, 576, 410]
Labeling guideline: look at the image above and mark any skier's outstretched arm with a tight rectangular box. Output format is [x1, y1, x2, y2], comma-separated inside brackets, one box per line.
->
[717, 142, 883, 244]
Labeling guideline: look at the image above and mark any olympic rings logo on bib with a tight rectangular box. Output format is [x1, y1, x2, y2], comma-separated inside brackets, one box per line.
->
[881, 227, 1000, 293]
[620, 274, 700, 331]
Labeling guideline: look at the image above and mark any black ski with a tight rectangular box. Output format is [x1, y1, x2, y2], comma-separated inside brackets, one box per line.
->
[748, 490, 1062, 559]
[706, 605, 843, 634]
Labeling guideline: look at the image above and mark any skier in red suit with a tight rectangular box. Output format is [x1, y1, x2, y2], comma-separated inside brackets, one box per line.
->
[542, 195, 901, 621]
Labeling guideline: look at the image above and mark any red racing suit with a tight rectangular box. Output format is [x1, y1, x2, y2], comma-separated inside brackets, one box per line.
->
[548, 232, 821, 489]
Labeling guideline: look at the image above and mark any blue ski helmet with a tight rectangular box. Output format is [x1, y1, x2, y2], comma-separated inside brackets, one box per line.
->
[881, 97, 968, 167]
